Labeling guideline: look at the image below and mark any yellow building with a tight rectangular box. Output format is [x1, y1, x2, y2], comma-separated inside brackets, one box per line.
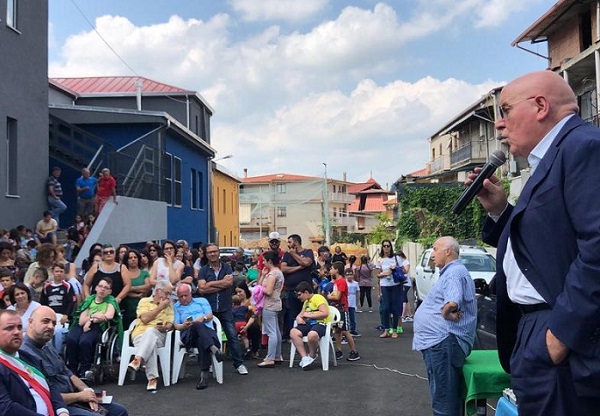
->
[212, 163, 241, 247]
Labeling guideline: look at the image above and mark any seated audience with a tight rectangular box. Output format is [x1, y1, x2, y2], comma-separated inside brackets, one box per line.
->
[173, 284, 222, 390]
[7, 282, 41, 333]
[40, 263, 76, 352]
[35, 211, 58, 245]
[20, 306, 129, 416]
[127, 281, 174, 391]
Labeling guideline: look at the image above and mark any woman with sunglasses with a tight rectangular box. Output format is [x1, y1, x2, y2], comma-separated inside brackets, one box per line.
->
[376, 240, 404, 339]
[82, 244, 131, 306]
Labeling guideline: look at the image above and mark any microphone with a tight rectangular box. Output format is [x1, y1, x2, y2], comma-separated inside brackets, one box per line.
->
[451, 150, 507, 215]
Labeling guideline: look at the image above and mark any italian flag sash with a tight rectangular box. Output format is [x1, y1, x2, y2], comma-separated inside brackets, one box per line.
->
[0, 349, 55, 416]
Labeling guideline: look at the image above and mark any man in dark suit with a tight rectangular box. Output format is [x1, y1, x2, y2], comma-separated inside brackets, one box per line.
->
[471, 71, 600, 415]
[0, 309, 68, 416]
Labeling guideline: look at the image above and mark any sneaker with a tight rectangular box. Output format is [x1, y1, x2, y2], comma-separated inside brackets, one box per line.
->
[300, 355, 315, 370]
[396, 327, 404, 334]
[341, 336, 348, 345]
[356, 309, 363, 313]
[83, 370, 95, 381]
[350, 331, 361, 338]
[128, 357, 141, 372]
[146, 378, 158, 391]
[368, 309, 373, 313]
[335, 350, 343, 360]
[236, 364, 249, 375]
[347, 351, 361, 361]
[374, 325, 384, 331]
[402, 316, 414, 323]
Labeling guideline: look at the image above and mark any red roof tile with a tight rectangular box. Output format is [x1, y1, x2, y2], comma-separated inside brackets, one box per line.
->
[50, 76, 193, 95]
[242, 173, 322, 183]
[347, 178, 382, 194]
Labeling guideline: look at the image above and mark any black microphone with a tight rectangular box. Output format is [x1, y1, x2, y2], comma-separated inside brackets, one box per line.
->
[452, 150, 507, 215]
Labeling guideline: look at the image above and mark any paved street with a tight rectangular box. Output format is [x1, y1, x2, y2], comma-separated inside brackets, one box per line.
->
[105, 298, 436, 416]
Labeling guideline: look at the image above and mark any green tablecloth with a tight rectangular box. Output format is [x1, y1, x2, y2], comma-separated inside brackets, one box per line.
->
[461, 350, 511, 415]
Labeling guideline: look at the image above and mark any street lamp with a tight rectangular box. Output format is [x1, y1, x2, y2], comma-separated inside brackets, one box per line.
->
[214, 154, 233, 162]
[323, 162, 330, 246]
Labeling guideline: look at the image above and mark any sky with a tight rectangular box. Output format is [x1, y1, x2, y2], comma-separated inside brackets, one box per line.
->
[48, 0, 555, 188]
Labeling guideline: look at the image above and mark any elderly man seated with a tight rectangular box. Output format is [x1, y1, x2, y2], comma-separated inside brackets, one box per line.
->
[127, 281, 174, 391]
[173, 283, 223, 390]
[20, 306, 129, 416]
[289, 281, 332, 370]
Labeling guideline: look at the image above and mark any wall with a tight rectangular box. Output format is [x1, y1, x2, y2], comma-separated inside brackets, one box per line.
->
[213, 169, 240, 247]
[548, 15, 582, 68]
[0, 1, 49, 229]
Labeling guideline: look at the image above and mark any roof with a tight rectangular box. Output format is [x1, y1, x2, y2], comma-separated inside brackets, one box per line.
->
[409, 167, 428, 177]
[349, 193, 389, 213]
[50, 76, 192, 95]
[512, 0, 592, 45]
[347, 178, 381, 194]
[242, 173, 322, 183]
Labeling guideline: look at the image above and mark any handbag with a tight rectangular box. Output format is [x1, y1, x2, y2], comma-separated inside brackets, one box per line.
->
[392, 256, 407, 284]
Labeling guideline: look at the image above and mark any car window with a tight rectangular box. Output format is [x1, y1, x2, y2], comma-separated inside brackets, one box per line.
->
[459, 254, 496, 272]
[420, 250, 431, 267]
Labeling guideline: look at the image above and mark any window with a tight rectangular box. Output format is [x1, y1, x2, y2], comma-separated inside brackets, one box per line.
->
[6, 117, 18, 196]
[216, 186, 220, 213]
[6, 0, 17, 29]
[333, 207, 337, 217]
[222, 189, 226, 214]
[198, 171, 204, 209]
[191, 169, 198, 209]
[277, 227, 287, 235]
[276, 206, 286, 217]
[174, 157, 182, 207]
[276, 183, 286, 193]
[163, 153, 172, 204]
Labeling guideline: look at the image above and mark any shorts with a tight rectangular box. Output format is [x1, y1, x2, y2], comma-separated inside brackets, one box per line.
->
[295, 323, 326, 338]
[235, 321, 246, 334]
[335, 311, 351, 332]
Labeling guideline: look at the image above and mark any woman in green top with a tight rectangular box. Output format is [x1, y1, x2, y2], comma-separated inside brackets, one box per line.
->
[121, 249, 151, 329]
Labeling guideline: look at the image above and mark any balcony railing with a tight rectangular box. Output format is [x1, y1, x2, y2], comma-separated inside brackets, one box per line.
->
[329, 192, 355, 203]
[450, 141, 488, 166]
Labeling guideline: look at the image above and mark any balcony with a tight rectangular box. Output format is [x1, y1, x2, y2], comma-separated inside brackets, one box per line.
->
[331, 216, 353, 227]
[450, 141, 487, 169]
[428, 154, 451, 174]
[329, 192, 355, 203]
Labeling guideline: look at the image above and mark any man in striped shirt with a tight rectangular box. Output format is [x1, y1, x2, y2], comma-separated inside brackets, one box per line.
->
[413, 236, 476, 416]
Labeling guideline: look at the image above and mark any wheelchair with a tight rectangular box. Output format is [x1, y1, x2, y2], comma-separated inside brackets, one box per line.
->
[87, 322, 121, 385]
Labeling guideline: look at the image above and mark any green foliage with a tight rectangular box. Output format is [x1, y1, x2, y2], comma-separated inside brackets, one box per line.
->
[395, 184, 487, 245]
[366, 212, 396, 244]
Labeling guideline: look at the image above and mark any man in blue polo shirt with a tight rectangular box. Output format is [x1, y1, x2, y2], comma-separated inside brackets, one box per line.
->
[413, 236, 476, 416]
[75, 168, 97, 218]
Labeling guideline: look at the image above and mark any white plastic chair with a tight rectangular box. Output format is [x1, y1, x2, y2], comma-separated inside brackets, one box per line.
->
[118, 319, 173, 387]
[171, 316, 224, 385]
[289, 305, 341, 371]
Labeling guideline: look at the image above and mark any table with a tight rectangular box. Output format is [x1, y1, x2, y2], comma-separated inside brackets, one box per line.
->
[461, 350, 511, 415]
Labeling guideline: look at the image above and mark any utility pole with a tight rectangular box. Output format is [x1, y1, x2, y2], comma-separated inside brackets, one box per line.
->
[323, 162, 330, 246]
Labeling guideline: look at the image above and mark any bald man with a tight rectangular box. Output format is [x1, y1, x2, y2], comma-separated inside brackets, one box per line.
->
[412, 237, 476, 416]
[469, 70, 600, 415]
[19, 306, 128, 416]
[173, 283, 222, 390]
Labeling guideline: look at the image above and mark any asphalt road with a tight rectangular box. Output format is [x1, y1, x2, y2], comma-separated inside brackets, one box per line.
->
[103, 299, 435, 416]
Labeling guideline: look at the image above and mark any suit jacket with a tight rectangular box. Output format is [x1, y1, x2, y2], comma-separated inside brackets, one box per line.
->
[0, 360, 66, 416]
[482, 115, 600, 397]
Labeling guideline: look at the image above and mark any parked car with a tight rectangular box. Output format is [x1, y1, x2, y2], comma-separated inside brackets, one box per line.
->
[414, 246, 496, 307]
[473, 279, 497, 350]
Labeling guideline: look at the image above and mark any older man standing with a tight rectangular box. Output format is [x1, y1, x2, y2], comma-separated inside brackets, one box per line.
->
[173, 284, 222, 390]
[20, 306, 128, 416]
[470, 70, 600, 415]
[0, 309, 68, 416]
[412, 237, 476, 416]
[197, 243, 248, 375]
[127, 281, 174, 391]
[75, 168, 97, 218]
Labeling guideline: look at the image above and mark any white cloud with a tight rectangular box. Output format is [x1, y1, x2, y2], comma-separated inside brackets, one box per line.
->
[229, 0, 329, 22]
[49, 2, 519, 185]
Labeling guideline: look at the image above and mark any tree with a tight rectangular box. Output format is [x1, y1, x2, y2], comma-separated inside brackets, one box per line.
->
[366, 213, 396, 244]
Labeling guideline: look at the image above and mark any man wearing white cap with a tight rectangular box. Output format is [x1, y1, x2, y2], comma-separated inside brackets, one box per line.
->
[257, 232, 285, 272]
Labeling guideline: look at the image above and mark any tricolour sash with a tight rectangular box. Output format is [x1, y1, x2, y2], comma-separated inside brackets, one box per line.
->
[0, 349, 55, 416]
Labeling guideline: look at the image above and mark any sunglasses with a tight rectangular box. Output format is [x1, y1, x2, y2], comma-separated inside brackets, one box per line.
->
[103, 250, 115, 254]
[149, 249, 157, 252]
[382, 244, 391, 248]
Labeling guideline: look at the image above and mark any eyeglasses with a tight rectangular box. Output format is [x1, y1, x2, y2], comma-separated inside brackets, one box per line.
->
[149, 249, 157, 252]
[96, 284, 111, 290]
[382, 244, 391, 248]
[103, 250, 115, 254]
[498, 96, 536, 119]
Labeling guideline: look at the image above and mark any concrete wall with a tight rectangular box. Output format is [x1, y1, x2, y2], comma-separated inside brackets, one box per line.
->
[0, 1, 49, 229]
[213, 169, 240, 247]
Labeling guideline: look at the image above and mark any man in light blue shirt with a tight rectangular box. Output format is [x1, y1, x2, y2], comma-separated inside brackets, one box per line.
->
[413, 237, 476, 416]
[173, 284, 222, 390]
[75, 168, 97, 218]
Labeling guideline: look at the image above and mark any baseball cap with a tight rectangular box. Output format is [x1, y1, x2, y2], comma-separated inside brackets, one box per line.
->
[268, 231, 280, 241]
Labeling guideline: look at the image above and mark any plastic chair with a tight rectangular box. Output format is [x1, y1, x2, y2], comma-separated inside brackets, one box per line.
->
[171, 316, 224, 385]
[117, 319, 173, 387]
[289, 305, 341, 371]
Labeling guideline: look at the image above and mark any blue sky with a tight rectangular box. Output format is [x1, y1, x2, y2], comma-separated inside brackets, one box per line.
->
[49, 0, 554, 187]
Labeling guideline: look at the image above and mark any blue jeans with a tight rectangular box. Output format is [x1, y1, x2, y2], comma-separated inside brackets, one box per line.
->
[284, 290, 302, 339]
[379, 285, 402, 329]
[421, 334, 467, 416]
[47, 196, 67, 227]
[66, 324, 102, 374]
[68, 402, 129, 416]
[214, 310, 244, 369]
